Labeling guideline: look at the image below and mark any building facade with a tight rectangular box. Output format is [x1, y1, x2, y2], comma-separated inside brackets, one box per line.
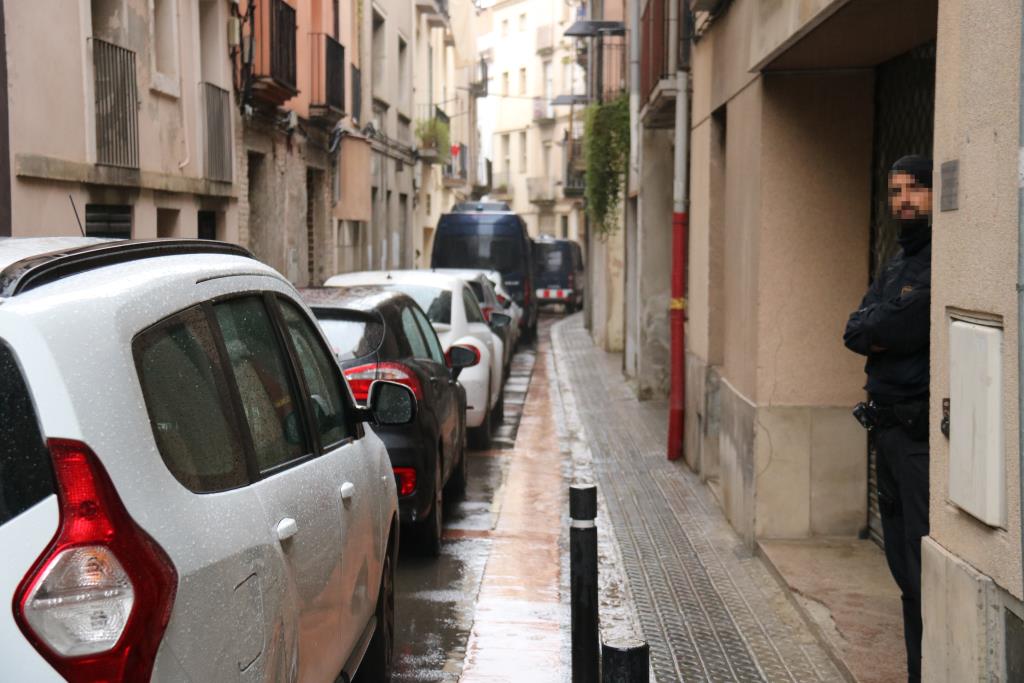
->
[678, 0, 1024, 678]
[4, 0, 239, 242]
[478, 0, 585, 242]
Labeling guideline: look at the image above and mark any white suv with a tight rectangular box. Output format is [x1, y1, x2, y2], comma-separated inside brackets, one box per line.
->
[0, 238, 409, 682]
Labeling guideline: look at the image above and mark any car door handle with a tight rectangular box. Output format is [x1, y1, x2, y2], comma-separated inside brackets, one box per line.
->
[340, 482, 355, 503]
[276, 517, 298, 542]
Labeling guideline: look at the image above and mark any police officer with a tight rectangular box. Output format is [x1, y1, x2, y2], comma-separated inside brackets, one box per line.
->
[844, 155, 932, 683]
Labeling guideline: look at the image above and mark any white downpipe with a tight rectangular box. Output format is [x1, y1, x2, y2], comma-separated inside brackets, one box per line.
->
[667, 0, 679, 75]
[673, 70, 688, 213]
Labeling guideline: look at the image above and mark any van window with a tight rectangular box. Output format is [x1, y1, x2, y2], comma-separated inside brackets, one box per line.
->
[0, 341, 54, 524]
[534, 242, 566, 273]
[432, 231, 524, 273]
[134, 307, 250, 493]
[277, 299, 351, 449]
[215, 297, 310, 473]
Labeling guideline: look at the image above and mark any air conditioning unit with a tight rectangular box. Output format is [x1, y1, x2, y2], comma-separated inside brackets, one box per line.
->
[691, 0, 717, 10]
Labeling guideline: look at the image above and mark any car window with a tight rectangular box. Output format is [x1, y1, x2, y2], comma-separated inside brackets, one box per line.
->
[463, 286, 486, 323]
[411, 306, 446, 364]
[215, 297, 309, 473]
[313, 310, 384, 361]
[0, 341, 55, 524]
[468, 281, 485, 301]
[400, 305, 431, 360]
[278, 299, 351, 448]
[379, 284, 452, 324]
[134, 307, 250, 493]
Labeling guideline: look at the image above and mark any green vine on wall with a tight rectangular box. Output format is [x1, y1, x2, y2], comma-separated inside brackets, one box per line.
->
[584, 94, 629, 237]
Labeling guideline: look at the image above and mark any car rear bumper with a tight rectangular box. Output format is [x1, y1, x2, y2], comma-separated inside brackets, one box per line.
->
[373, 424, 437, 524]
[537, 288, 575, 303]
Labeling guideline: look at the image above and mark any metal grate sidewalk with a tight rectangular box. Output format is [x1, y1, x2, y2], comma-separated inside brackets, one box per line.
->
[552, 317, 843, 682]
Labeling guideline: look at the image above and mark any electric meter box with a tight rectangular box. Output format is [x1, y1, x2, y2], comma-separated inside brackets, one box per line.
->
[948, 318, 1005, 527]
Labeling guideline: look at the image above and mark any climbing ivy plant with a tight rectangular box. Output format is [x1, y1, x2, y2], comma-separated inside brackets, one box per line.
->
[584, 94, 629, 237]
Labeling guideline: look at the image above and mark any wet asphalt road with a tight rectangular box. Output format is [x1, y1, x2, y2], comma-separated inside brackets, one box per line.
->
[392, 322, 543, 681]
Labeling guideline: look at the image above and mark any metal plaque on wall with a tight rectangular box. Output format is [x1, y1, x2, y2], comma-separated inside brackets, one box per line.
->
[941, 159, 959, 212]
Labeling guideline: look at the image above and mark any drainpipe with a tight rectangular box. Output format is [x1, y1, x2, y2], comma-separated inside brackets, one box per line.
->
[667, 0, 678, 74]
[1017, 0, 1024, 597]
[667, 68, 689, 461]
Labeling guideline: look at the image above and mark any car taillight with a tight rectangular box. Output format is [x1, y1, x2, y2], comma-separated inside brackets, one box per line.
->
[393, 467, 417, 496]
[480, 305, 493, 322]
[496, 293, 508, 306]
[343, 361, 423, 403]
[14, 439, 177, 683]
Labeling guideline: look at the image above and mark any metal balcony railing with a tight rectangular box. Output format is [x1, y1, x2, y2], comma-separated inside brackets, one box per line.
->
[202, 83, 232, 182]
[526, 177, 557, 203]
[252, 0, 297, 97]
[351, 65, 362, 123]
[640, 0, 679, 104]
[310, 32, 345, 116]
[564, 167, 585, 196]
[93, 38, 139, 169]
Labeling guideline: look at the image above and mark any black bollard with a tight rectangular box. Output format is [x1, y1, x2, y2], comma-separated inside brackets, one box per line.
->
[601, 638, 649, 682]
[570, 484, 599, 683]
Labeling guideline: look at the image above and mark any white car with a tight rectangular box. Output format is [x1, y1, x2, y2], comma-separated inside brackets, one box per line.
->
[325, 270, 511, 448]
[0, 238, 409, 682]
[432, 268, 518, 372]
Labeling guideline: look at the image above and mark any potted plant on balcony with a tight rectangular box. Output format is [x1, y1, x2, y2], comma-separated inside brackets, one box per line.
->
[415, 118, 451, 164]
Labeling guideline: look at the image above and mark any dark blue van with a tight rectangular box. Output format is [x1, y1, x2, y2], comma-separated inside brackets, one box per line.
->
[430, 211, 539, 340]
[533, 237, 585, 312]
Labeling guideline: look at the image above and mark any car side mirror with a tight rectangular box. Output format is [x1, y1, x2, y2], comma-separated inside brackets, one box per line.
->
[366, 380, 416, 426]
[489, 312, 512, 331]
[446, 344, 480, 381]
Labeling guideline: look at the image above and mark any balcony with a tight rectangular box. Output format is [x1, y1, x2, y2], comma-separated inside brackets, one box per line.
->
[202, 83, 232, 182]
[536, 24, 554, 55]
[640, 0, 680, 128]
[415, 105, 451, 164]
[533, 97, 555, 124]
[309, 33, 345, 121]
[93, 38, 139, 169]
[249, 0, 297, 106]
[564, 135, 585, 197]
[526, 177, 557, 205]
[415, 0, 449, 27]
[443, 143, 468, 188]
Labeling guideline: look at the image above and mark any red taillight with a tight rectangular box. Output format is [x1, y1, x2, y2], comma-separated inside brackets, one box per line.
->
[14, 439, 177, 683]
[343, 361, 423, 403]
[393, 467, 417, 496]
[496, 293, 509, 306]
[480, 305, 493, 322]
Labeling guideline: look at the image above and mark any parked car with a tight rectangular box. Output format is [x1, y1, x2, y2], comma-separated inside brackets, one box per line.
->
[451, 201, 511, 212]
[486, 271, 524, 341]
[432, 269, 517, 373]
[300, 286, 478, 555]
[0, 238, 412, 683]
[533, 236, 585, 312]
[429, 210, 539, 341]
[324, 270, 511, 448]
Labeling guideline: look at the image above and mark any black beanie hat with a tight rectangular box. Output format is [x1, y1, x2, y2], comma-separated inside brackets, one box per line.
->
[890, 154, 933, 189]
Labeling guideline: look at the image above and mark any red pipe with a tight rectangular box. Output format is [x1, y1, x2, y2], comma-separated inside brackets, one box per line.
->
[667, 209, 687, 461]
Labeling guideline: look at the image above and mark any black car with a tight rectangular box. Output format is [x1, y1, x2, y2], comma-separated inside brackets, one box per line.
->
[430, 210, 539, 341]
[533, 237, 585, 312]
[301, 286, 479, 555]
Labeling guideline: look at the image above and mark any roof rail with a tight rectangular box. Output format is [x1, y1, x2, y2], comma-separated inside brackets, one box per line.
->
[0, 239, 256, 298]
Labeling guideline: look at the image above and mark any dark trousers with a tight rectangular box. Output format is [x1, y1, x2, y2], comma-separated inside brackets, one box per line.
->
[874, 425, 930, 683]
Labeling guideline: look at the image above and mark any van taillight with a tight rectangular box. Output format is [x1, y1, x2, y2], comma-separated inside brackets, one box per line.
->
[14, 439, 177, 683]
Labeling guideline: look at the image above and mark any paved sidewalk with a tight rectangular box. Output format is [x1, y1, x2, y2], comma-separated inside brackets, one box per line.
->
[552, 316, 845, 683]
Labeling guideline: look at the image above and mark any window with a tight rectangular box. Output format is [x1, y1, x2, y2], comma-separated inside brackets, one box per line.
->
[372, 12, 386, 96]
[502, 133, 511, 179]
[561, 214, 569, 238]
[519, 67, 527, 95]
[501, 18, 508, 36]
[134, 306, 249, 493]
[383, 285, 452, 324]
[518, 13, 526, 31]
[198, 210, 219, 240]
[313, 310, 384, 361]
[0, 341, 55, 524]
[462, 286, 485, 323]
[277, 298, 350, 448]
[215, 297, 309, 473]
[400, 306, 430, 360]
[398, 37, 409, 112]
[150, 0, 180, 95]
[412, 307, 446, 365]
[157, 207, 180, 238]
[85, 204, 132, 238]
[502, 71, 509, 97]
[519, 131, 527, 173]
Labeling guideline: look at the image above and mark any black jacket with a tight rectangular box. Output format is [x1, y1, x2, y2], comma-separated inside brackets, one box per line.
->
[843, 237, 931, 403]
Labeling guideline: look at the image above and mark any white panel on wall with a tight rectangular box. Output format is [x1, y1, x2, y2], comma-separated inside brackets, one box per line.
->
[948, 318, 1005, 527]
